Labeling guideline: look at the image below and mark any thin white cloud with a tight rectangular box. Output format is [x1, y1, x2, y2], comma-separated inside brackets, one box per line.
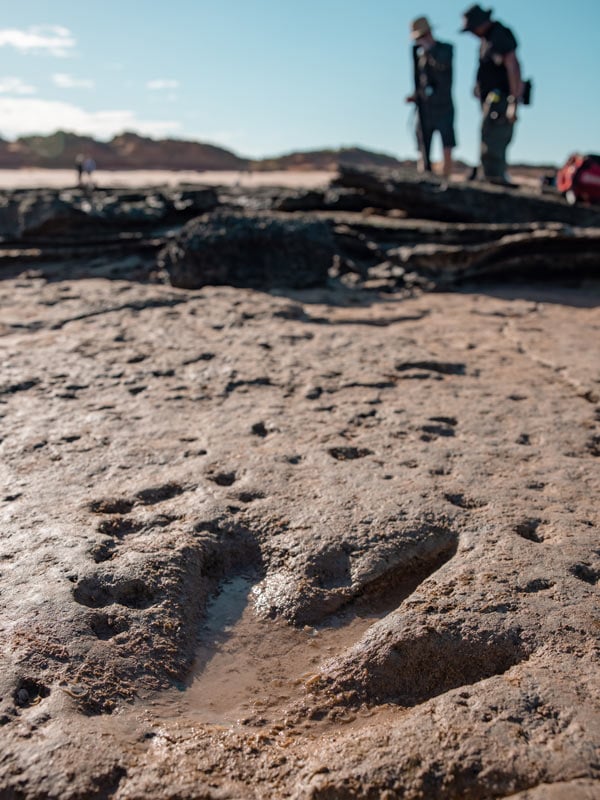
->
[0, 26, 75, 57]
[0, 77, 36, 95]
[0, 97, 181, 140]
[147, 79, 179, 91]
[52, 73, 95, 89]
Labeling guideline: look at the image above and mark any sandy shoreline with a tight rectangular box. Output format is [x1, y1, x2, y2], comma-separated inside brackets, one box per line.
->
[0, 168, 335, 190]
[0, 167, 546, 192]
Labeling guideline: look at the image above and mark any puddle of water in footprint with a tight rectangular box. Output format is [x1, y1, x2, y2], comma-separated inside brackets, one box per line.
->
[147, 573, 390, 727]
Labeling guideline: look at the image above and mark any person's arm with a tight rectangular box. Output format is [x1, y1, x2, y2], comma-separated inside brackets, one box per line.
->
[504, 50, 523, 101]
[504, 50, 523, 122]
[407, 44, 423, 104]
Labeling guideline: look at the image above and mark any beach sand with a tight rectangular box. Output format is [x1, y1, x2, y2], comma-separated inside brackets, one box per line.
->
[0, 168, 334, 190]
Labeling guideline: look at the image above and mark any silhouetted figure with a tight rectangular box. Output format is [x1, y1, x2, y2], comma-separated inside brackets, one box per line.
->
[461, 4, 523, 184]
[75, 154, 84, 187]
[405, 16, 456, 180]
[83, 157, 96, 188]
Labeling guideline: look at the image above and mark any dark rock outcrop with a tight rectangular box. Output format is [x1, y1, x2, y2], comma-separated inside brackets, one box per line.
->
[1, 172, 599, 291]
[335, 165, 600, 226]
[158, 212, 336, 289]
[0, 186, 218, 240]
[380, 226, 600, 288]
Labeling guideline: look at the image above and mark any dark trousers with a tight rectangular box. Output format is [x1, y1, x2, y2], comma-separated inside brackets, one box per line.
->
[416, 119, 434, 171]
[416, 106, 456, 172]
[480, 98, 515, 179]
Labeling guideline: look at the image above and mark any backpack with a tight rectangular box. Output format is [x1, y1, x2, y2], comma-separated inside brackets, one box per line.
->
[556, 153, 600, 205]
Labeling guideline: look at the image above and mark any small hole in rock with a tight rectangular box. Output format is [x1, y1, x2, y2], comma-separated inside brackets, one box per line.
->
[73, 576, 112, 608]
[113, 579, 157, 609]
[328, 447, 372, 461]
[89, 498, 134, 515]
[134, 483, 184, 505]
[97, 517, 143, 537]
[14, 680, 50, 708]
[90, 541, 117, 563]
[569, 563, 599, 585]
[515, 519, 544, 543]
[210, 471, 237, 487]
[89, 612, 130, 640]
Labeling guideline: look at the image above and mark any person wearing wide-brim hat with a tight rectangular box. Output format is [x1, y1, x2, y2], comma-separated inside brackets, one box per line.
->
[405, 15, 456, 180]
[460, 4, 492, 34]
[460, 4, 524, 184]
[410, 16, 432, 41]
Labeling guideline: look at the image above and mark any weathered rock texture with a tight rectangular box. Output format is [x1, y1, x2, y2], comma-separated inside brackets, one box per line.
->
[0, 175, 599, 799]
[334, 165, 600, 226]
[159, 212, 336, 289]
[1, 174, 599, 294]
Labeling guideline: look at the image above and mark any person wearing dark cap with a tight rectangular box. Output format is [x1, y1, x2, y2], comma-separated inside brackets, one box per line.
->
[461, 4, 523, 184]
[405, 16, 456, 180]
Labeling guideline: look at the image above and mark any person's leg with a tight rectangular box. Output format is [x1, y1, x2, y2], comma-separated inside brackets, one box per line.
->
[442, 148, 453, 179]
[481, 108, 514, 180]
[438, 110, 456, 180]
[416, 117, 433, 173]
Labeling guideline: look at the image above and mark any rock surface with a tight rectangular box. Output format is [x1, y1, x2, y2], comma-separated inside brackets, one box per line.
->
[1, 180, 599, 293]
[159, 212, 336, 289]
[0, 175, 599, 799]
[335, 165, 600, 226]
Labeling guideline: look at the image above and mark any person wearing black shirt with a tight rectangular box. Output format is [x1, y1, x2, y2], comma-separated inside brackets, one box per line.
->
[406, 16, 456, 180]
[461, 4, 523, 183]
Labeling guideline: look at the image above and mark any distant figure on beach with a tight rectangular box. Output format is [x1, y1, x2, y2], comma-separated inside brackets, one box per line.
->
[75, 154, 85, 187]
[83, 156, 96, 187]
[405, 16, 455, 180]
[461, 4, 523, 184]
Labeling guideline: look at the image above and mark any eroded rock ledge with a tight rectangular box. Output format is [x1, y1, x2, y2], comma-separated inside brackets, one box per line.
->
[1, 169, 599, 292]
[0, 172, 598, 799]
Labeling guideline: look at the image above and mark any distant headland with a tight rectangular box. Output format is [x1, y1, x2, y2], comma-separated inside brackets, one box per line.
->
[0, 130, 412, 172]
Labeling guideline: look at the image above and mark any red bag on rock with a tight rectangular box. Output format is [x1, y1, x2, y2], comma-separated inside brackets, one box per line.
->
[556, 153, 600, 204]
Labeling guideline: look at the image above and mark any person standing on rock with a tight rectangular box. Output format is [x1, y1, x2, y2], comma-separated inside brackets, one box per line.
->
[461, 4, 523, 184]
[405, 16, 456, 181]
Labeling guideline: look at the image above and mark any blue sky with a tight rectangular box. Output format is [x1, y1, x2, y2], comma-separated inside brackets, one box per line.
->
[0, 1, 598, 166]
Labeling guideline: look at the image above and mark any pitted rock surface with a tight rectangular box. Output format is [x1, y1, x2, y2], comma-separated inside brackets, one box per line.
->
[0, 269, 598, 798]
[159, 212, 336, 289]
